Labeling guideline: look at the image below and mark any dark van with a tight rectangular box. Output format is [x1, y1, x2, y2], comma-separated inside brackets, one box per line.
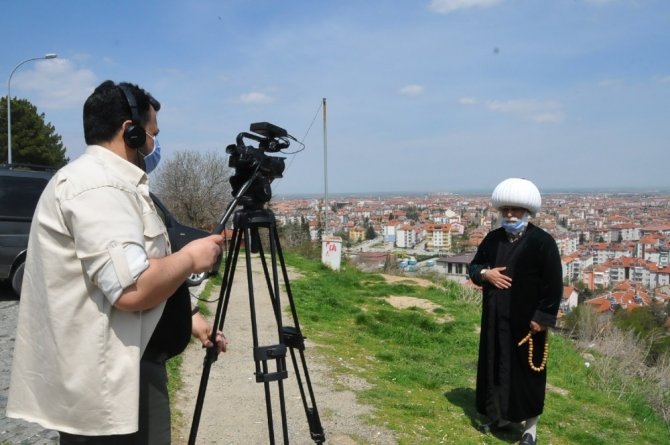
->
[0, 165, 54, 295]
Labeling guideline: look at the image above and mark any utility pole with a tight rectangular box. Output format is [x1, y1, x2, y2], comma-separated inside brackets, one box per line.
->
[323, 97, 328, 236]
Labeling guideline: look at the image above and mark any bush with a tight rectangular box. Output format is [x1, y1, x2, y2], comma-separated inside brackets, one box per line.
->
[565, 305, 670, 424]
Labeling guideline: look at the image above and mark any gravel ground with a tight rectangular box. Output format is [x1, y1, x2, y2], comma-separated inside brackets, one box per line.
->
[1, 289, 59, 444]
[173, 256, 397, 445]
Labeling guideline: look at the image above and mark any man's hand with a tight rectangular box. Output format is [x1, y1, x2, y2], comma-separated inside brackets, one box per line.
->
[483, 266, 512, 289]
[530, 321, 546, 333]
[192, 312, 228, 353]
[181, 235, 224, 273]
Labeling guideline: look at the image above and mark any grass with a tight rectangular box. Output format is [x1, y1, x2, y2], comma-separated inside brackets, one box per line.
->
[168, 253, 669, 443]
[280, 253, 669, 444]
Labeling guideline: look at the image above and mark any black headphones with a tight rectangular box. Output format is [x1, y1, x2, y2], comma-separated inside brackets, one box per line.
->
[118, 84, 146, 149]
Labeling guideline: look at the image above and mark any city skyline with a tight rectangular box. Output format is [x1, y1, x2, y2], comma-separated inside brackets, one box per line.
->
[2, 0, 669, 195]
[274, 187, 670, 200]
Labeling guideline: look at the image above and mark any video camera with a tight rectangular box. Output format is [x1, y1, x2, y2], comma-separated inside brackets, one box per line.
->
[226, 122, 290, 207]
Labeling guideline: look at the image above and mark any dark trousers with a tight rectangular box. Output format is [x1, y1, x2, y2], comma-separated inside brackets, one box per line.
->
[59, 359, 170, 445]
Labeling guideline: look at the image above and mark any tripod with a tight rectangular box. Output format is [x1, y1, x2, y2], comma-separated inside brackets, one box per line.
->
[188, 204, 325, 445]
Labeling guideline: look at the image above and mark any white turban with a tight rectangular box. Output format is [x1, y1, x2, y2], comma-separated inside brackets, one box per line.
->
[491, 178, 542, 216]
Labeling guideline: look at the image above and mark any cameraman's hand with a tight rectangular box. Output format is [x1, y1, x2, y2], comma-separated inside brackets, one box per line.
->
[182, 235, 224, 273]
[192, 312, 228, 353]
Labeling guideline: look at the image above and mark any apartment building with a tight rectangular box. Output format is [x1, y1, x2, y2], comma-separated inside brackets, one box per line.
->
[554, 233, 579, 256]
[589, 242, 634, 265]
[582, 265, 611, 290]
[425, 223, 452, 252]
[563, 253, 594, 283]
[349, 226, 366, 243]
[609, 223, 641, 241]
[381, 224, 396, 244]
[396, 225, 417, 249]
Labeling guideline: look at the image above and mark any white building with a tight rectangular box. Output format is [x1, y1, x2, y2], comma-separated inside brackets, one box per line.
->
[554, 234, 579, 256]
[396, 225, 417, 249]
[381, 224, 396, 244]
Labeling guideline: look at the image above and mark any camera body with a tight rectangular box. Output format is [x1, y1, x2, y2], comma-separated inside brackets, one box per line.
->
[226, 122, 288, 207]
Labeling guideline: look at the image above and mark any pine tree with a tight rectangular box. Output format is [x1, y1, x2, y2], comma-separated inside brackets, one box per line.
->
[0, 97, 68, 167]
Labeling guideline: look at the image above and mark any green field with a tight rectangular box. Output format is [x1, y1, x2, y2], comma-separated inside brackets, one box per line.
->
[280, 254, 669, 445]
[169, 254, 668, 444]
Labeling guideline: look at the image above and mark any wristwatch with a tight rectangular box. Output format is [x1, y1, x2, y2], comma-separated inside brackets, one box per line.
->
[480, 268, 489, 278]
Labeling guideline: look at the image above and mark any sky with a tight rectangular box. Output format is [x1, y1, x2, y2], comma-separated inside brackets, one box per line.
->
[2, 0, 669, 196]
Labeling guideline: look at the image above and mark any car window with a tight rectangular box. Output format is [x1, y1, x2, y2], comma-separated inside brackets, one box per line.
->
[0, 176, 49, 219]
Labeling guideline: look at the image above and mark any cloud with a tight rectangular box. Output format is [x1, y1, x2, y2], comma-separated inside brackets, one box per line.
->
[486, 99, 564, 123]
[398, 84, 425, 96]
[11, 58, 96, 109]
[659, 75, 670, 83]
[240, 91, 274, 104]
[428, 0, 504, 14]
[459, 97, 478, 105]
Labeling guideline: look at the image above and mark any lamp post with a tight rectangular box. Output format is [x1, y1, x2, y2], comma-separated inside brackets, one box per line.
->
[6, 53, 58, 165]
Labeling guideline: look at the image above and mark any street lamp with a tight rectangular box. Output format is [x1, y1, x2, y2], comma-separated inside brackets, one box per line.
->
[6, 53, 58, 165]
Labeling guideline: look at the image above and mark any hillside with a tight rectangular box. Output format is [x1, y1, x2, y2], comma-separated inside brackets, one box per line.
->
[283, 254, 669, 444]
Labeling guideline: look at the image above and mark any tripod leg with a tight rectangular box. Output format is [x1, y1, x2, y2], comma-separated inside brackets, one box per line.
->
[268, 224, 293, 445]
[188, 227, 243, 445]
[257, 242, 282, 324]
[246, 225, 292, 444]
[256, 226, 292, 444]
[272, 225, 326, 444]
[254, 219, 325, 443]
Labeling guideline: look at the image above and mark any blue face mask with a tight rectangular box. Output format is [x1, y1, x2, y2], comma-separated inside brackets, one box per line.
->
[142, 134, 161, 174]
[501, 213, 530, 234]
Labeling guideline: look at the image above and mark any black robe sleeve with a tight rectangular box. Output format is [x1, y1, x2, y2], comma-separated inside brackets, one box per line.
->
[468, 231, 498, 286]
[531, 232, 563, 328]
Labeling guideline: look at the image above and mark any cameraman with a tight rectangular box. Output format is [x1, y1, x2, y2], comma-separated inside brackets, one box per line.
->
[7, 80, 226, 444]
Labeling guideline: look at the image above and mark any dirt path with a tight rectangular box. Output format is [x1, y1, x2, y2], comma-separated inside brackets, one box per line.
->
[173, 256, 397, 445]
[377, 274, 435, 288]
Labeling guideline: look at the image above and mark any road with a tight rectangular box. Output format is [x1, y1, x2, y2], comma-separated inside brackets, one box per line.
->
[0, 281, 59, 444]
[346, 237, 449, 258]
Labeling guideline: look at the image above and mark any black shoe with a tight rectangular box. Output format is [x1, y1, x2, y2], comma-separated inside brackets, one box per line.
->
[520, 433, 536, 445]
[477, 420, 512, 434]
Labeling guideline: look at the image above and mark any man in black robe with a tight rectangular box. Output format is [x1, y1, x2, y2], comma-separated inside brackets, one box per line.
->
[468, 178, 563, 445]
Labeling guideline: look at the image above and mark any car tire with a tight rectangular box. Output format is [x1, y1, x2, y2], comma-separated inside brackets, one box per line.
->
[11, 260, 25, 296]
[186, 271, 207, 287]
